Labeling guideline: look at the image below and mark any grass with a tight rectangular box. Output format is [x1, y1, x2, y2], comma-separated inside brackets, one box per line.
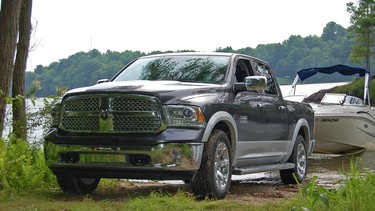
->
[0, 174, 373, 211]
[1, 165, 375, 211]
[284, 161, 375, 210]
[0, 189, 260, 211]
[2, 138, 375, 210]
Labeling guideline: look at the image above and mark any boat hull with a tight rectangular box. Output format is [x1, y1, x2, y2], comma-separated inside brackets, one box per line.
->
[314, 113, 375, 154]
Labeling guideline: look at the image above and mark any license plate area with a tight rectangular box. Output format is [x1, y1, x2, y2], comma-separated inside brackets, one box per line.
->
[79, 153, 126, 163]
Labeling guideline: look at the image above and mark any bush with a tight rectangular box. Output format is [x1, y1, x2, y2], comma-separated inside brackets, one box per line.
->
[335, 77, 375, 105]
[0, 138, 57, 192]
[1, 87, 61, 193]
[333, 162, 375, 210]
[288, 160, 375, 210]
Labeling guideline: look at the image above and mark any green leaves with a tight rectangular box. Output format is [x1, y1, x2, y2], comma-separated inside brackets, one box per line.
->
[335, 77, 375, 104]
[297, 176, 332, 210]
[346, 0, 375, 70]
[0, 139, 57, 192]
[27, 21, 358, 98]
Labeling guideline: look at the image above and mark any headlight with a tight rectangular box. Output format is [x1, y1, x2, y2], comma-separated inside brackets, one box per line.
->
[164, 105, 206, 127]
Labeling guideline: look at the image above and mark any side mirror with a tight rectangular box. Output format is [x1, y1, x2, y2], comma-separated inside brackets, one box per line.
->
[97, 79, 109, 84]
[245, 76, 267, 93]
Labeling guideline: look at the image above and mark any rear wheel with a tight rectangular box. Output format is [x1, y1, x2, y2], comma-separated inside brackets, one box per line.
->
[280, 134, 307, 184]
[191, 129, 232, 199]
[56, 174, 100, 194]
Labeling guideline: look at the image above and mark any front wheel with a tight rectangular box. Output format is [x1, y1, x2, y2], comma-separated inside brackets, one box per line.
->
[280, 134, 307, 184]
[191, 129, 232, 199]
[56, 174, 100, 194]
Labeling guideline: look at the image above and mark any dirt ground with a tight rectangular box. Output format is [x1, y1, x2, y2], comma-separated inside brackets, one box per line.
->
[80, 170, 339, 206]
[56, 153, 366, 205]
[80, 155, 350, 205]
[98, 176, 300, 206]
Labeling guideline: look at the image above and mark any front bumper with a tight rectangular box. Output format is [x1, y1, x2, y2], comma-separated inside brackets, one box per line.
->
[44, 131, 204, 180]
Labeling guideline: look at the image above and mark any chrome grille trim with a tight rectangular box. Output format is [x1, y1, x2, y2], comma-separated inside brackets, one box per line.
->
[64, 97, 100, 112]
[111, 97, 158, 111]
[113, 115, 161, 131]
[59, 94, 165, 133]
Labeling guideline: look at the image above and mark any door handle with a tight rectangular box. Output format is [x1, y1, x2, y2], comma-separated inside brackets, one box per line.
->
[279, 105, 286, 111]
[257, 103, 264, 108]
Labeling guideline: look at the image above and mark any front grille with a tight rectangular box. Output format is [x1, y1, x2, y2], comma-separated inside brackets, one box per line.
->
[113, 116, 161, 131]
[64, 98, 100, 112]
[59, 94, 164, 133]
[111, 98, 158, 111]
[62, 116, 100, 131]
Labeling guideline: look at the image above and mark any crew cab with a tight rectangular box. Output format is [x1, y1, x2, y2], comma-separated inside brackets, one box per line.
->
[44, 52, 315, 199]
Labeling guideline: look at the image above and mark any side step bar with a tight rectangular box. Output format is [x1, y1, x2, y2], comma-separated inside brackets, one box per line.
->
[232, 163, 295, 175]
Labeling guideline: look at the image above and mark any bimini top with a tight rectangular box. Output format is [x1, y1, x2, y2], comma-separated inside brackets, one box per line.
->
[297, 64, 369, 81]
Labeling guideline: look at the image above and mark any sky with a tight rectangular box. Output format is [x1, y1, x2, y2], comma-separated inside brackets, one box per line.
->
[26, 0, 352, 72]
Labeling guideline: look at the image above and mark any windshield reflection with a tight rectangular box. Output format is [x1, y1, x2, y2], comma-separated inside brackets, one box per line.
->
[113, 55, 229, 84]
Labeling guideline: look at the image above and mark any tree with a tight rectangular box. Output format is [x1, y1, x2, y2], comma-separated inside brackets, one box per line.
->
[24, 23, 354, 97]
[347, 0, 375, 71]
[321, 21, 346, 42]
[12, 0, 33, 141]
[0, 0, 22, 138]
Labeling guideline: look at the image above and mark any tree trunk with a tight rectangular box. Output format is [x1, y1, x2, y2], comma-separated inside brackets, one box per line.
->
[0, 0, 22, 138]
[12, 0, 33, 141]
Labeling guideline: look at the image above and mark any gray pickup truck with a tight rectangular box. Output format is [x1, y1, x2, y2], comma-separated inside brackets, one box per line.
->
[44, 52, 314, 199]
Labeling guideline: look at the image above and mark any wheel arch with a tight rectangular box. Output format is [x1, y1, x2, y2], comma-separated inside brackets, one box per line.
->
[201, 111, 238, 162]
[282, 118, 312, 162]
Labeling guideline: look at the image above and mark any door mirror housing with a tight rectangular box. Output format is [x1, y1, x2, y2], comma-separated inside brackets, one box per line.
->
[245, 76, 267, 93]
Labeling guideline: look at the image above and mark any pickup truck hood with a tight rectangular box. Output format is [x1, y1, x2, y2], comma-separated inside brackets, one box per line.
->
[64, 80, 226, 105]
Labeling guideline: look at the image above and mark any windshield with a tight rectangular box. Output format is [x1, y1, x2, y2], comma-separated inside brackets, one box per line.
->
[321, 93, 346, 105]
[113, 55, 229, 84]
[343, 96, 366, 107]
[321, 93, 366, 107]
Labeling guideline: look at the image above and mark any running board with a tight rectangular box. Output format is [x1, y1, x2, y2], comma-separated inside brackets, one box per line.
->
[232, 163, 295, 175]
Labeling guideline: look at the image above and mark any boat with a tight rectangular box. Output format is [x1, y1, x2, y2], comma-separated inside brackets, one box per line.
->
[285, 64, 375, 154]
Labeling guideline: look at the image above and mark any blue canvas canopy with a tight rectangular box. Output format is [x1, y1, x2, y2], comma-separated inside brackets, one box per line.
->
[288, 64, 371, 106]
[297, 64, 369, 81]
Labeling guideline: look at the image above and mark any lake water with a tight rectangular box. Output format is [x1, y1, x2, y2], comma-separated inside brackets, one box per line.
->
[280, 82, 348, 97]
[2, 98, 47, 143]
[2, 82, 374, 186]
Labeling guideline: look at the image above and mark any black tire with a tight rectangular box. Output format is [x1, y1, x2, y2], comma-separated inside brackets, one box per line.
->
[191, 129, 232, 199]
[280, 134, 307, 184]
[56, 174, 100, 194]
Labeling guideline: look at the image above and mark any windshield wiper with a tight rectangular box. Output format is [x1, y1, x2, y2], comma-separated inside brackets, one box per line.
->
[176, 79, 199, 83]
